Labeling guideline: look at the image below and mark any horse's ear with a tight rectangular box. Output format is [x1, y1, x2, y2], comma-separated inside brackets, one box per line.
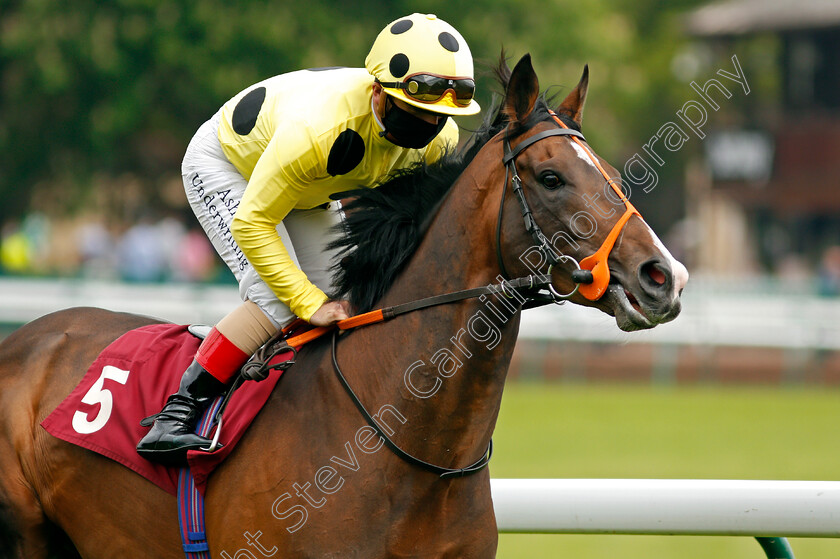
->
[556, 64, 589, 126]
[503, 54, 540, 123]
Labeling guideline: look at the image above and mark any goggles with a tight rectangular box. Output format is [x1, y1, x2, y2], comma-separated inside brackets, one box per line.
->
[379, 73, 476, 107]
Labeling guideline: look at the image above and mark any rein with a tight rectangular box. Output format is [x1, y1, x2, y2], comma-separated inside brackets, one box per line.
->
[280, 273, 554, 350]
[330, 331, 493, 479]
[236, 113, 643, 479]
[324, 273, 571, 478]
[236, 274, 550, 478]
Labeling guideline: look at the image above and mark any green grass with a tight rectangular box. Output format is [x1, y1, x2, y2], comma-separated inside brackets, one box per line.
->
[491, 383, 840, 559]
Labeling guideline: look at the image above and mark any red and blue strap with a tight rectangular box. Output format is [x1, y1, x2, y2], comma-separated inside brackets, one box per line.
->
[176, 396, 223, 558]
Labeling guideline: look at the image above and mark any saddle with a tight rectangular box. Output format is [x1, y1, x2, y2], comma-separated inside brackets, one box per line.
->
[41, 275, 553, 495]
[41, 322, 298, 495]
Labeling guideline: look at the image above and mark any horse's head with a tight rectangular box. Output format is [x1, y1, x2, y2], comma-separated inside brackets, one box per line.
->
[495, 55, 688, 331]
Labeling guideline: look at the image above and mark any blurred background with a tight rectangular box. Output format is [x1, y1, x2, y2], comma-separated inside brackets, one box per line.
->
[1, 0, 838, 557]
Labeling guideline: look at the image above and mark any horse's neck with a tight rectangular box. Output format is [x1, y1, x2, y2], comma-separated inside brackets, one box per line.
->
[384, 139, 506, 301]
[350, 145, 518, 467]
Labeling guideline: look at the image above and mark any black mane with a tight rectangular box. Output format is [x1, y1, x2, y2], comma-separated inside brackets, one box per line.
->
[326, 117, 498, 313]
[329, 71, 573, 313]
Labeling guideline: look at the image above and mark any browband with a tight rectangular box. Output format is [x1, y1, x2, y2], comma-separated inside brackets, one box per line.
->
[502, 128, 586, 164]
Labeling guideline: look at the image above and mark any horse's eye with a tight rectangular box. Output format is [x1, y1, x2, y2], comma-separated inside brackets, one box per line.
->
[541, 172, 564, 190]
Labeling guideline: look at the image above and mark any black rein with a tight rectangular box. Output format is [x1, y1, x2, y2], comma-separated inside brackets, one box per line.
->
[328, 126, 594, 479]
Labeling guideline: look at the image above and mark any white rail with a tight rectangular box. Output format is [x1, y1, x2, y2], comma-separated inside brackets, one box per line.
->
[2, 276, 840, 350]
[0, 277, 240, 326]
[490, 479, 840, 537]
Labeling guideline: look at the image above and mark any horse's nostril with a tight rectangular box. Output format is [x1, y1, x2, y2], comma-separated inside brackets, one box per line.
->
[644, 263, 667, 286]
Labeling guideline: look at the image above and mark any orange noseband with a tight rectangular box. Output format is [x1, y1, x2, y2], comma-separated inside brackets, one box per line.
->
[548, 111, 640, 300]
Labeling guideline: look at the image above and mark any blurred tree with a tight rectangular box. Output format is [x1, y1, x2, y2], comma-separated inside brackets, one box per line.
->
[0, 0, 710, 232]
[0, 0, 392, 222]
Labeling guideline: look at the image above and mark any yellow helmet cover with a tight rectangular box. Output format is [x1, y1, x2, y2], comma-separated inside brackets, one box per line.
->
[365, 13, 480, 116]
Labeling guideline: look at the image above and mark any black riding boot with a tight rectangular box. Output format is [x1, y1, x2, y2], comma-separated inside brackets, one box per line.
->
[136, 360, 226, 465]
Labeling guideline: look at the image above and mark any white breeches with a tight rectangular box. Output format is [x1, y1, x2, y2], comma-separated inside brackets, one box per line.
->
[181, 112, 344, 328]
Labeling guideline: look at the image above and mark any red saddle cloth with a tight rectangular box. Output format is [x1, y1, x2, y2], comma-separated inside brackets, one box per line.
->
[41, 323, 285, 496]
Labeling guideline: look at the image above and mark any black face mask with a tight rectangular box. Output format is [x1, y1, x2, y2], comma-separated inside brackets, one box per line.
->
[380, 100, 447, 149]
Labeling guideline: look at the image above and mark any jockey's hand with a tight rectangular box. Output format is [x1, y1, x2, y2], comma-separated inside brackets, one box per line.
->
[309, 300, 351, 326]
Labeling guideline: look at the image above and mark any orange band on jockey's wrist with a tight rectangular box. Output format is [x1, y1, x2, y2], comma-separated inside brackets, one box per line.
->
[196, 328, 250, 383]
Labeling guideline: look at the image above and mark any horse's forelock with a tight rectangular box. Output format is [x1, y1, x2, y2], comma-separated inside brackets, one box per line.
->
[493, 51, 513, 90]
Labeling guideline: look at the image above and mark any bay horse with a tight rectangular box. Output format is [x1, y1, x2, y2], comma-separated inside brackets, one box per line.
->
[0, 54, 687, 558]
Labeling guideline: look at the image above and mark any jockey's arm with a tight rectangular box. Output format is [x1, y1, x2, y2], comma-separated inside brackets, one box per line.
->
[231, 124, 331, 322]
[231, 116, 458, 323]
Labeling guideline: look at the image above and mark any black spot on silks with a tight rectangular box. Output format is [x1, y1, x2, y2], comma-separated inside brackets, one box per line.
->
[327, 129, 365, 176]
[231, 87, 266, 135]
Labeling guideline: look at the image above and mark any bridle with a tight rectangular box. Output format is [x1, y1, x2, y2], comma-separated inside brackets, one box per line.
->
[323, 114, 643, 478]
[499, 110, 641, 301]
[238, 111, 645, 480]
[330, 111, 644, 478]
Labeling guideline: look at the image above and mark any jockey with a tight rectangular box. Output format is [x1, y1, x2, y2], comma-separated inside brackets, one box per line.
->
[137, 13, 480, 464]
